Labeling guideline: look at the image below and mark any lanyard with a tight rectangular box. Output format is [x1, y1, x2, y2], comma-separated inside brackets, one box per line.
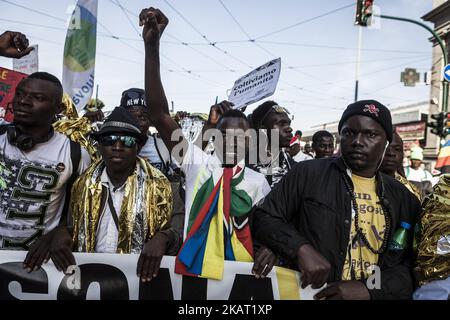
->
[107, 189, 120, 231]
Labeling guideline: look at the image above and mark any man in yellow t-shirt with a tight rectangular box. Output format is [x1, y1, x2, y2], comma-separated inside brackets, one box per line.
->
[254, 99, 421, 300]
[342, 174, 385, 280]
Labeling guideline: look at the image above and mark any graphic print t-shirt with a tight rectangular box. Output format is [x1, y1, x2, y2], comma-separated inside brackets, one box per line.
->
[0, 132, 90, 250]
[342, 174, 386, 280]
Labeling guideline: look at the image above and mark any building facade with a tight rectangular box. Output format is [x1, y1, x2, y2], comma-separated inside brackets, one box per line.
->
[422, 0, 450, 159]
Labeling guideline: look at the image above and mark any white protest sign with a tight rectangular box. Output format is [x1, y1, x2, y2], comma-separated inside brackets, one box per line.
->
[12, 45, 39, 75]
[228, 58, 281, 109]
[0, 250, 321, 300]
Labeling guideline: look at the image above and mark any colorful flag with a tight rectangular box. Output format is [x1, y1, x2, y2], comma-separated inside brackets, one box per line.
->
[175, 167, 254, 280]
[435, 140, 450, 174]
[62, 0, 98, 112]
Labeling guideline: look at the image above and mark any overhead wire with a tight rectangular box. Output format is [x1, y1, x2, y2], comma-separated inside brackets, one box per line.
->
[299, 56, 431, 88]
[256, 40, 429, 55]
[107, 0, 238, 74]
[163, 0, 253, 68]
[110, 0, 142, 38]
[254, 2, 356, 40]
[99, 1, 233, 86]
[217, 0, 352, 100]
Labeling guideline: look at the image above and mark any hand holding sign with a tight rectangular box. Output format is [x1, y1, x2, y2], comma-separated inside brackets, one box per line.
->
[199, 101, 235, 150]
[23, 232, 52, 273]
[23, 226, 75, 274]
[206, 100, 234, 127]
[49, 227, 76, 273]
[137, 232, 169, 282]
[252, 246, 279, 278]
[0, 31, 34, 59]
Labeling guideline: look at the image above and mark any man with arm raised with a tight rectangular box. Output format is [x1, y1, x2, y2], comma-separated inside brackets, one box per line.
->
[140, 7, 277, 280]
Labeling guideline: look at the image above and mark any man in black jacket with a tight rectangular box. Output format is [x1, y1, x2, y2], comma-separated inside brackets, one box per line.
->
[253, 100, 421, 300]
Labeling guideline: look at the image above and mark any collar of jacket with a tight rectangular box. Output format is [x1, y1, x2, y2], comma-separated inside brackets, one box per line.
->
[332, 156, 392, 218]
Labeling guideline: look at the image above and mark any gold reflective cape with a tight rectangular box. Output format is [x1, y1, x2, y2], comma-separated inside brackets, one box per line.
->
[61, 93, 79, 119]
[53, 117, 99, 162]
[415, 174, 450, 285]
[395, 172, 421, 202]
[71, 157, 172, 253]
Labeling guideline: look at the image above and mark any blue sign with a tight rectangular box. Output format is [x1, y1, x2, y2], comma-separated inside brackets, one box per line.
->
[444, 64, 450, 82]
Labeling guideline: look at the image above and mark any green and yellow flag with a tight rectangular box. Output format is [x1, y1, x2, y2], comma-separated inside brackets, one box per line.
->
[62, 0, 98, 112]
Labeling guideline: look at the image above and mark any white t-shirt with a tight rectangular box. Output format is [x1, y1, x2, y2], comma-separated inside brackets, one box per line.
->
[292, 151, 313, 162]
[0, 131, 91, 249]
[406, 166, 433, 183]
[181, 143, 271, 239]
[139, 134, 175, 176]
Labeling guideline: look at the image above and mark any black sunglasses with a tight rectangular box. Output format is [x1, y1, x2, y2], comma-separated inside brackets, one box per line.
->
[99, 135, 138, 148]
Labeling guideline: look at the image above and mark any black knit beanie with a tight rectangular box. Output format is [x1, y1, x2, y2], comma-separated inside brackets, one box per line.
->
[338, 100, 393, 142]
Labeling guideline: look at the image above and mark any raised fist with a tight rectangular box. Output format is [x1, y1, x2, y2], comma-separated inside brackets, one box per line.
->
[139, 7, 169, 46]
[0, 31, 34, 59]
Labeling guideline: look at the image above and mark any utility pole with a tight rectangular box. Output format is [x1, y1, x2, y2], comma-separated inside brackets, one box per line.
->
[354, 26, 363, 102]
[95, 84, 99, 109]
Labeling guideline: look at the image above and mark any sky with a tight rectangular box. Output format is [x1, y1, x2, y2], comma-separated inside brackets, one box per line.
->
[0, 0, 435, 131]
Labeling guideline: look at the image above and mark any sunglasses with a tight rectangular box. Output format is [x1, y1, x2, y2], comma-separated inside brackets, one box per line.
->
[260, 105, 291, 126]
[99, 135, 138, 148]
[272, 105, 290, 115]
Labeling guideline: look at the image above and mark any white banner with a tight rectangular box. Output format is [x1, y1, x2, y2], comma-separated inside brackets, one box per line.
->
[12, 45, 38, 75]
[0, 251, 320, 300]
[228, 58, 281, 109]
[62, 0, 98, 112]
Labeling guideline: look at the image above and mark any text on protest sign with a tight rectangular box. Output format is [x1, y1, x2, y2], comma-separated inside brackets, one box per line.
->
[0, 67, 27, 122]
[0, 251, 320, 300]
[13, 45, 39, 75]
[228, 58, 281, 109]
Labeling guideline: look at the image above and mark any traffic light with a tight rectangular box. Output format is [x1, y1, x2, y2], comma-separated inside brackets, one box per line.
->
[428, 112, 445, 137]
[444, 112, 450, 137]
[355, 0, 374, 26]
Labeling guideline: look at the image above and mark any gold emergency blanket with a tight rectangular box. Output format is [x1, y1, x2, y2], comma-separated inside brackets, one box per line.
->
[71, 157, 172, 253]
[61, 93, 79, 120]
[53, 117, 99, 161]
[395, 172, 421, 201]
[415, 174, 450, 285]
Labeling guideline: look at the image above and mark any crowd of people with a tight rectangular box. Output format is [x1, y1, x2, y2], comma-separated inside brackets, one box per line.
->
[0, 6, 449, 300]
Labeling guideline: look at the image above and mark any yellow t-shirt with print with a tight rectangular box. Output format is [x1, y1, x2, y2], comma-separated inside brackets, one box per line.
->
[342, 174, 386, 280]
